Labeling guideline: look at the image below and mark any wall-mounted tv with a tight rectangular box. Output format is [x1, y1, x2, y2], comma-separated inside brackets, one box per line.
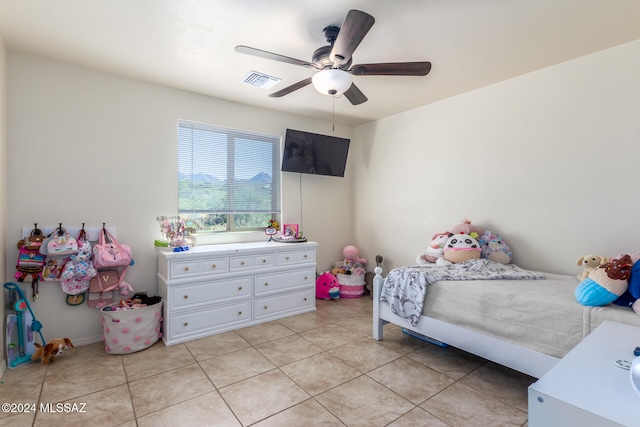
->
[281, 129, 350, 177]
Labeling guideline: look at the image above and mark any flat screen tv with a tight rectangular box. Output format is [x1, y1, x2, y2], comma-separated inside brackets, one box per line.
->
[281, 129, 350, 177]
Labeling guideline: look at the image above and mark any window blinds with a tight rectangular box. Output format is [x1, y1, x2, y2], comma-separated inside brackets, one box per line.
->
[178, 121, 281, 215]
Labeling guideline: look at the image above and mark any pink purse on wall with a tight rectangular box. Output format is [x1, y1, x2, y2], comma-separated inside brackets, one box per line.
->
[93, 229, 133, 269]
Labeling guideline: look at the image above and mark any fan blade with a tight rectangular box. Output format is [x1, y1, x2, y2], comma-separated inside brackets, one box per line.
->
[269, 77, 313, 98]
[330, 10, 375, 64]
[343, 83, 368, 105]
[350, 62, 432, 76]
[235, 45, 319, 69]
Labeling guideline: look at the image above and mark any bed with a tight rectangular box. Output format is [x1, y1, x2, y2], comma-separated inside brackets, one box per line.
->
[372, 260, 640, 378]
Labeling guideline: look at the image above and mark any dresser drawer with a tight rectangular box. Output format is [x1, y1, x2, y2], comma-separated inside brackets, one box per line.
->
[254, 288, 315, 321]
[230, 254, 275, 272]
[276, 249, 315, 266]
[170, 256, 228, 279]
[254, 267, 315, 296]
[170, 277, 251, 309]
[168, 301, 252, 340]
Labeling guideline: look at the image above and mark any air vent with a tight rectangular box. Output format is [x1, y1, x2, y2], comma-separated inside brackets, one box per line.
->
[241, 71, 281, 89]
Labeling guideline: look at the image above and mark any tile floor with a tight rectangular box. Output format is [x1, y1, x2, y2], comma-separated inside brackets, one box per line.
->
[0, 296, 534, 427]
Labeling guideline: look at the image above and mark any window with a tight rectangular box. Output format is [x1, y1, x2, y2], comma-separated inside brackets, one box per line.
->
[178, 121, 281, 232]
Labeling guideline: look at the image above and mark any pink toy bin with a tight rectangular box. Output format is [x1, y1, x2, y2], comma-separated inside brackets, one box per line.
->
[337, 273, 365, 298]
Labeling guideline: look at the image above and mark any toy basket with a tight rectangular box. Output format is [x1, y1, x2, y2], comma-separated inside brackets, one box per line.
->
[337, 273, 365, 298]
[100, 301, 163, 354]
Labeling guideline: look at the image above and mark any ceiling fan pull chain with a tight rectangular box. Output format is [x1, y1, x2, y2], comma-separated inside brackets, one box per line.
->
[332, 95, 335, 132]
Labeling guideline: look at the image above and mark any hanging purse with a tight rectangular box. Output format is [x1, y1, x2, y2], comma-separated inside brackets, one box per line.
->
[93, 228, 133, 268]
[46, 227, 78, 256]
[87, 269, 120, 308]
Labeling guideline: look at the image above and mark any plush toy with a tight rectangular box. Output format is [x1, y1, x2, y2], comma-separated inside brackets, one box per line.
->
[450, 219, 484, 237]
[331, 245, 367, 275]
[576, 254, 609, 281]
[31, 338, 74, 364]
[436, 233, 482, 266]
[60, 241, 97, 303]
[575, 254, 633, 306]
[416, 231, 450, 264]
[316, 272, 340, 300]
[612, 257, 640, 315]
[479, 231, 512, 264]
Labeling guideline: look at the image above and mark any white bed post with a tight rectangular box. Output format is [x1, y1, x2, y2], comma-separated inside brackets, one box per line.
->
[372, 266, 386, 340]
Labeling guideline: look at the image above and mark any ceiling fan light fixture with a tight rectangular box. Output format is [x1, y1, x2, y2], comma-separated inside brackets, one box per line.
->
[312, 69, 352, 96]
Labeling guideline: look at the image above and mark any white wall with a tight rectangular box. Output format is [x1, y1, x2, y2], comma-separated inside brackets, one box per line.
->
[5, 52, 355, 344]
[353, 39, 640, 276]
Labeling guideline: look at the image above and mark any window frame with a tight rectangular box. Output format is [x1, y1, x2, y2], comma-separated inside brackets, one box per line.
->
[177, 121, 281, 233]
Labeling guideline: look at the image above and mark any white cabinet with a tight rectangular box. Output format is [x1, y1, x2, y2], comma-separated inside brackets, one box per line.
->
[528, 321, 640, 426]
[157, 241, 317, 346]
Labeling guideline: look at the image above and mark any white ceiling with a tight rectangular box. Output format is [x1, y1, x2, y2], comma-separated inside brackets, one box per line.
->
[1, 0, 639, 126]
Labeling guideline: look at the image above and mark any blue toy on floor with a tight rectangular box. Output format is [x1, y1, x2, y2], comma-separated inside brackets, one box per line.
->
[4, 282, 45, 368]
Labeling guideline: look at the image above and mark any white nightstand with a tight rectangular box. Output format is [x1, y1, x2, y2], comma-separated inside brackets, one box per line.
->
[528, 321, 640, 426]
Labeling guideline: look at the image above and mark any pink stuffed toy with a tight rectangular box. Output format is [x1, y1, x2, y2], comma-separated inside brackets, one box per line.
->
[416, 231, 450, 264]
[316, 272, 340, 300]
[451, 219, 484, 237]
[332, 245, 367, 275]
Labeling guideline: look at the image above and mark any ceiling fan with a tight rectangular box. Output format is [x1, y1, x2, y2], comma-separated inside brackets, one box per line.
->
[235, 9, 431, 105]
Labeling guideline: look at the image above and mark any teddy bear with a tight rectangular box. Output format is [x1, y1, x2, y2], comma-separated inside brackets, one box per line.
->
[316, 272, 340, 300]
[60, 241, 97, 298]
[575, 254, 609, 281]
[332, 245, 367, 275]
[479, 230, 512, 264]
[436, 232, 482, 266]
[31, 337, 74, 364]
[416, 231, 450, 264]
[575, 254, 633, 307]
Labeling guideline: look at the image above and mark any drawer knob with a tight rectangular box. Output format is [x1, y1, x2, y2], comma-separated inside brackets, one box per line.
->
[264, 282, 269, 287]
[212, 264, 216, 269]
[238, 286, 243, 291]
[304, 297, 307, 301]
[238, 311, 242, 315]
[240, 261, 245, 266]
[183, 295, 188, 299]
[285, 256, 290, 260]
[304, 276, 308, 280]
[264, 305, 268, 310]
[304, 254, 308, 258]
[262, 259, 266, 263]
[183, 322, 189, 327]
[184, 267, 189, 272]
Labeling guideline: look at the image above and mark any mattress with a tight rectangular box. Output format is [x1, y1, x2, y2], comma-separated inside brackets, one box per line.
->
[421, 272, 640, 358]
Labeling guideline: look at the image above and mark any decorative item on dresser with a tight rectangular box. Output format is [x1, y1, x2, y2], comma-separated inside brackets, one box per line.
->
[157, 241, 317, 346]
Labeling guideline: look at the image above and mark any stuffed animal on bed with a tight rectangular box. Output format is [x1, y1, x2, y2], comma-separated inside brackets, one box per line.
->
[612, 258, 640, 315]
[416, 231, 450, 264]
[575, 254, 633, 307]
[436, 232, 482, 266]
[450, 219, 484, 237]
[575, 254, 609, 281]
[478, 231, 512, 264]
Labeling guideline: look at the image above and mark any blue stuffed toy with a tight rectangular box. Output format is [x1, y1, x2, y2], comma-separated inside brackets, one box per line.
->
[575, 254, 633, 307]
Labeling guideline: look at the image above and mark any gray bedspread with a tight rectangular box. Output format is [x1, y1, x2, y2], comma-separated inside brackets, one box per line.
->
[380, 259, 545, 326]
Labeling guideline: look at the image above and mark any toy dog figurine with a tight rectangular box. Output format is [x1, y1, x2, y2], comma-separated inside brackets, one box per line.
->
[31, 338, 74, 364]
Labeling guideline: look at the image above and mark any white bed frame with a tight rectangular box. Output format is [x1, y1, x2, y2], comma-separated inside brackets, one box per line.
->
[372, 267, 559, 378]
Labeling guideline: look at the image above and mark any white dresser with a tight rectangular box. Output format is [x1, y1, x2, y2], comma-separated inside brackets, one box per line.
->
[157, 241, 317, 346]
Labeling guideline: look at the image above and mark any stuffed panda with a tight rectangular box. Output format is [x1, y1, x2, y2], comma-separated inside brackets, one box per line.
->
[436, 232, 482, 266]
